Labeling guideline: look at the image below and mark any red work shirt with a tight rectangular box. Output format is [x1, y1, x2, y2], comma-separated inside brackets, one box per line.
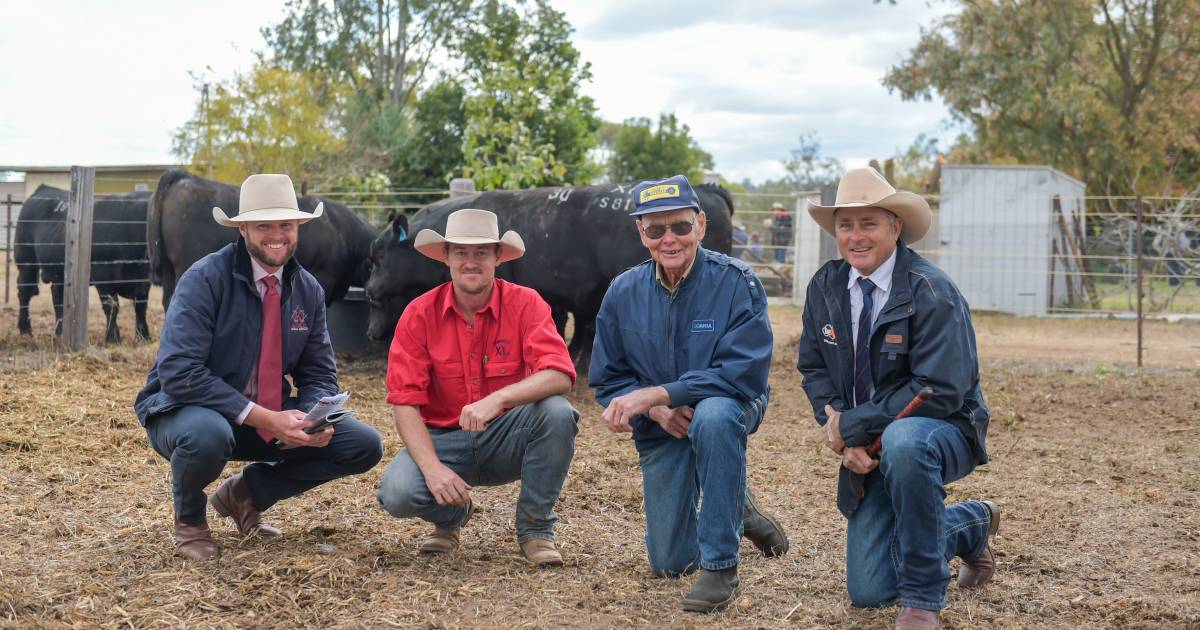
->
[386, 279, 576, 429]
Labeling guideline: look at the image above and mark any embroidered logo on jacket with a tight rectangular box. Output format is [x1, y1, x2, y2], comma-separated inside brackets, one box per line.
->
[691, 319, 715, 333]
[290, 306, 309, 332]
[821, 324, 837, 346]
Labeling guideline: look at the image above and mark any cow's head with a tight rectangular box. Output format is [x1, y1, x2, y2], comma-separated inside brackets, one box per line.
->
[364, 213, 447, 341]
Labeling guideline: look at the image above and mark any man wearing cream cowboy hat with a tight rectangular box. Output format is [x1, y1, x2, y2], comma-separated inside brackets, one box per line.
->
[795, 167, 998, 630]
[134, 173, 383, 562]
[376, 208, 579, 567]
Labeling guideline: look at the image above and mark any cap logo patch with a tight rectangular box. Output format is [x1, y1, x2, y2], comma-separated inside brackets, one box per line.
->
[639, 184, 680, 204]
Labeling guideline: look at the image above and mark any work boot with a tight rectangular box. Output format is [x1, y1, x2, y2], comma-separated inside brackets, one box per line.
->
[681, 566, 739, 613]
[519, 538, 564, 567]
[175, 520, 219, 561]
[958, 500, 1001, 588]
[210, 473, 283, 537]
[418, 499, 474, 554]
[743, 488, 789, 557]
[895, 606, 939, 630]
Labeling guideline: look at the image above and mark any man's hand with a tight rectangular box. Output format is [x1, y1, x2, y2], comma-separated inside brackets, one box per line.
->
[842, 446, 878, 474]
[269, 409, 334, 448]
[424, 463, 472, 506]
[459, 393, 505, 432]
[647, 405, 693, 439]
[822, 405, 845, 454]
[603, 386, 670, 433]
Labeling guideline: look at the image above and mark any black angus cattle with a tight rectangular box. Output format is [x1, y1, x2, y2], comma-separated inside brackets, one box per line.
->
[364, 182, 735, 371]
[149, 169, 379, 311]
[15, 185, 152, 343]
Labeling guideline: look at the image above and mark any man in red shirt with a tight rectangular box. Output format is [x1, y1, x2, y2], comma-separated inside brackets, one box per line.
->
[377, 208, 579, 567]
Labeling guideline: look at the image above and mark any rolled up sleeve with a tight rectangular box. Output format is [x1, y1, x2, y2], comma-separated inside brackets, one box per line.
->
[386, 308, 432, 407]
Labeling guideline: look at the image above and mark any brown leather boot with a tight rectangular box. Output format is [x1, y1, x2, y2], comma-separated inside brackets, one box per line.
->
[210, 473, 283, 537]
[895, 606, 939, 630]
[175, 520, 219, 561]
[519, 538, 564, 567]
[418, 499, 474, 554]
[958, 500, 1000, 588]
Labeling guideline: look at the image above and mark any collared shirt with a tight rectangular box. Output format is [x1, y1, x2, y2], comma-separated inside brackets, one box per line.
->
[386, 279, 577, 429]
[847, 246, 898, 351]
[235, 256, 287, 424]
[654, 253, 697, 298]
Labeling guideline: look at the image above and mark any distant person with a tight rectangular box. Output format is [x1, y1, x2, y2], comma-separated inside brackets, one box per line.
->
[376, 208, 579, 567]
[748, 232, 764, 260]
[770, 202, 793, 263]
[590, 175, 788, 613]
[796, 167, 997, 630]
[731, 222, 748, 259]
[134, 174, 383, 562]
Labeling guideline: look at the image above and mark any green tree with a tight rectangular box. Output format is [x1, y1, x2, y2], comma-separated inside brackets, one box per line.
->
[607, 113, 714, 183]
[172, 63, 348, 184]
[885, 0, 1200, 193]
[392, 77, 468, 188]
[781, 131, 843, 190]
[458, 0, 601, 188]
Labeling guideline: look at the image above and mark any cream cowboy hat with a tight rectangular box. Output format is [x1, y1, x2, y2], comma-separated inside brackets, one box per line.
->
[413, 208, 525, 263]
[807, 167, 931, 244]
[212, 174, 323, 227]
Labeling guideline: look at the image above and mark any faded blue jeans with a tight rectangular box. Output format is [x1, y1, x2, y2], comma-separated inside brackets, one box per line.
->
[634, 393, 767, 576]
[847, 416, 993, 611]
[377, 395, 578, 543]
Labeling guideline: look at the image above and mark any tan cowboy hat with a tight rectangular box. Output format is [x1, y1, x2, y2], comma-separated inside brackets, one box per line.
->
[771, 202, 786, 210]
[212, 174, 323, 227]
[413, 208, 525, 263]
[807, 167, 930, 243]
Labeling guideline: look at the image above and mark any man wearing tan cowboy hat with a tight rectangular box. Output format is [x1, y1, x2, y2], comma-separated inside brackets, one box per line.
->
[134, 173, 383, 562]
[376, 208, 579, 567]
[795, 167, 998, 630]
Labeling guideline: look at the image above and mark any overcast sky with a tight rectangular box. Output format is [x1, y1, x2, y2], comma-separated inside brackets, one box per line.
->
[0, 0, 958, 184]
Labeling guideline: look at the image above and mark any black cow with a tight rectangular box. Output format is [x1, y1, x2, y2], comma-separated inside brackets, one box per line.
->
[16, 185, 152, 343]
[364, 182, 735, 371]
[149, 169, 379, 311]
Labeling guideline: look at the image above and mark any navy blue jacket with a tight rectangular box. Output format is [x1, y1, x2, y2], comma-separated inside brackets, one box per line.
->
[134, 240, 338, 426]
[589, 247, 773, 442]
[797, 241, 989, 463]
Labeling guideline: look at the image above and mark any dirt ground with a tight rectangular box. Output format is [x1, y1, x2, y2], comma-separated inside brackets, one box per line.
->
[0, 290, 1198, 629]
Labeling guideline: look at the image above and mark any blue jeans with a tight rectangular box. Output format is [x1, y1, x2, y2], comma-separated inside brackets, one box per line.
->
[145, 405, 384, 525]
[377, 395, 578, 543]
[846, 417, 993, 611]
[634, 393, 767, 576]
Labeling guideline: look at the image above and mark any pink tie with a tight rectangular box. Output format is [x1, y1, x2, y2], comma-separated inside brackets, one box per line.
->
[256, 275, 283, 443]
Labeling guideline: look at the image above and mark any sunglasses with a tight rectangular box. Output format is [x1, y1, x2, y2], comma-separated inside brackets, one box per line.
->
[640, 220, 696, 239]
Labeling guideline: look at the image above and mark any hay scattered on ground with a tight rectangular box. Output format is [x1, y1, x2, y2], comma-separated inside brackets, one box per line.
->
[0, 294, 1198, 628]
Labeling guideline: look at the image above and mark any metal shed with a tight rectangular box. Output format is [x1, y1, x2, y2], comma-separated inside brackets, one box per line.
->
[938, 165, 1087, 316]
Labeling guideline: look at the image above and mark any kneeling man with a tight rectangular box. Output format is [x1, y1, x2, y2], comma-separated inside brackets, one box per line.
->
[377, 209, 578, 567]
[135, 174, 384, 561]
[797, 167, 999, 630]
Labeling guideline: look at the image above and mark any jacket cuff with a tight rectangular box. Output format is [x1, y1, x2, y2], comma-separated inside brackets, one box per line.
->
[838, 408, 872, 447]
[663, 381, 691, 408]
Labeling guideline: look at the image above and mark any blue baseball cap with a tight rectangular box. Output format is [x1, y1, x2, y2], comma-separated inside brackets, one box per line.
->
[629, 175, 701, 217]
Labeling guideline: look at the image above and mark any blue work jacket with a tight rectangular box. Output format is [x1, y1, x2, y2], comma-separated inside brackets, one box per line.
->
[589, 247, 773, 442]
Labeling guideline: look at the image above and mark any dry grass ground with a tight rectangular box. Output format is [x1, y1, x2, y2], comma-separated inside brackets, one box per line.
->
[0, 288, 1198, 628]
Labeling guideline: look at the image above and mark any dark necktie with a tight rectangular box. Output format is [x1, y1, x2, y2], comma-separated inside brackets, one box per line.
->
[854, 278, 876, 407]
[256, 275, 282, 443]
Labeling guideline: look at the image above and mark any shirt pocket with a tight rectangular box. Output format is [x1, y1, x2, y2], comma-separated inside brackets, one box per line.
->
[484, 360, 522, 389]
[432, 361, 466, 388]
[877, 320, 910, 379]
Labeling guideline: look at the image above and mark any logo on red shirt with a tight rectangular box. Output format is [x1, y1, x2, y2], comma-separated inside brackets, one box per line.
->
[494, 337, 512, 357]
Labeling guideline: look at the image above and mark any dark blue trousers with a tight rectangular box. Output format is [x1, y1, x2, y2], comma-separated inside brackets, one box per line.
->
[145, 405, 383, 525]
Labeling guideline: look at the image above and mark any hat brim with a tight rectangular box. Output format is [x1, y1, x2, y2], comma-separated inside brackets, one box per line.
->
[807, 191, 931, 244]
[212, 203, 324, 228]
[630, 202, 701, 217]
[413, 229, 526, 264]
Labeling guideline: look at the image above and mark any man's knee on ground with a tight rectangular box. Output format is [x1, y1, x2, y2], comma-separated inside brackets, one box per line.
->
[648, 554, 699, 578]
[848, 582, 897, 609]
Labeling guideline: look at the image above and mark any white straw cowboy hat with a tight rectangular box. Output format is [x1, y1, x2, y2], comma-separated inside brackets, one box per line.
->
[413, 208, 525, 263]
[807, 167, 931, 244]
[212, 174, 324, 227]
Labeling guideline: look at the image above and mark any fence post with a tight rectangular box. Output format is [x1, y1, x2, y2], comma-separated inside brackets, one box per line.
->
[1135, 194, 1144, 368]
[63, 166, 95, 352]
[4, 194, 11, 304]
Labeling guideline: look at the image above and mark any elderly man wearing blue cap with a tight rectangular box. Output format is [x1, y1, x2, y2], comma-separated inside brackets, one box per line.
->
[589, 175, 788, 613]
